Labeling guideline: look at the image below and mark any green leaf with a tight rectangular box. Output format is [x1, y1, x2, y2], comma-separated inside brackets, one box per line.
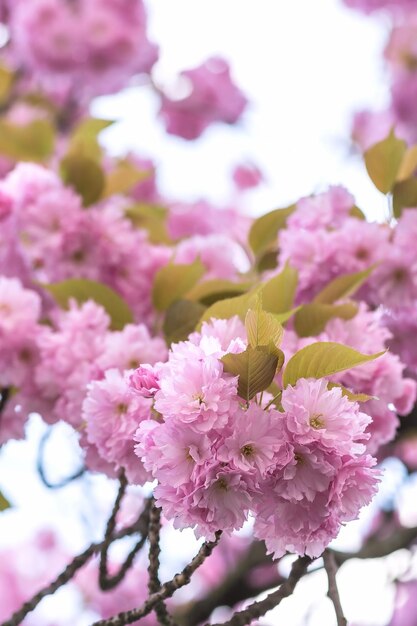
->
[0, 491, 11, 512]
[313, 267, 374, 304]
[152, 259, 205, 312]
[272, 307, 301, 324]
[245, 306, 283, 350]
[198, 289, 260, 327]
[69, 117, 114, 161]
[349, 205, 366, 220]
[61, 154, 105, 207]
[0, 119, 55, 162]
[327, 383, 373, 403]
[125, 204, 171, 244]
[42, 279, 134, 330]
[397, 145, 417, 181]
[186, 279, 252, 306]
[103, 159, 150, 198]
[283, 342, 384, 388]
[248, 205, 295, 257]
[364, 131, 407, 194]
[294, 302, 358, 337]
[163, 299, 206, 345]
[0, 65, 14, 105]
[393, 178, 417, 217]
[256, 250, 279, 272]
[221, 346, 278, 402]
[261, 263, 298, 314]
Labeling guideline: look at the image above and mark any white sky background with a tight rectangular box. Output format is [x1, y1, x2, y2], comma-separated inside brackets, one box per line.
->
[0, 1, 412, 625]
[94, 0, 391, 219]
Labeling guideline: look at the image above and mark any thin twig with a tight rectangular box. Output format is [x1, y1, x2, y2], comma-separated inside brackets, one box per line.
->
[1, 499, 152, 626]
[208, 555, 312, 626]
[323, 550, 347, 626]
[147, 504, 175, 626]
[91, 531, 223, 626]
[37, 428, 85, 489]
[99, 472, 128, 590]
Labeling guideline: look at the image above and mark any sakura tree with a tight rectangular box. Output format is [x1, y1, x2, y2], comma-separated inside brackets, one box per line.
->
[1, 1, 417, 626]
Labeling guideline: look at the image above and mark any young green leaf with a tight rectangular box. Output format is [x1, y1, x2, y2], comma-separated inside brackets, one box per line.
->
[313, 267, 374, 304]
[327, 383, 373, 403]
[248, 205, 295, 257]
[364, 130, 407, 194]
[221, 346, 278, 402]
[103, 159, 150, 198]
[0, 119, 55, 162]
[283, 342, 384, 388]
[198, 289, 260, 327]
[42, 279, 134, 330]
[186, 279, 252, 306]
[125, 204, 171, 244]
[163, 299, 206, 345]
[245, 307, 283, 350]
[397, 144, 417, 181]
[261, 263, 298, 314]
[0, 491, 10, 512]
[294, 302, 358, 337]
[61, 154, 105, 207]
[393, 178, 417, 217]
[152, 259, 205, 311]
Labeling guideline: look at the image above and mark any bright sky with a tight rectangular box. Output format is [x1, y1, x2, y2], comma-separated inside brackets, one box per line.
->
[1, 1, 407, 624]
[94, 0, 391, 219]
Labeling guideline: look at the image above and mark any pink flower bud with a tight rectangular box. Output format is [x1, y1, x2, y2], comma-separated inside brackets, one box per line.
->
[129, 365, 160, 398]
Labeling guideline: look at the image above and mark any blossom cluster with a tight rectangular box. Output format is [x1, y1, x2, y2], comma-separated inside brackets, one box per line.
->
[344, 0, 417, 147]
[128, 317, 380, 558]
[276, 185, 417, 384]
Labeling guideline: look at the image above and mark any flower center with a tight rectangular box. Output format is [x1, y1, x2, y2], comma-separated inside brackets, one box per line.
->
[192, 393, 205, 406]
[294, 453, 304, 465]
[116, 402, 129, 415]
[309, 413, 325, 429]
[216, 477, 228, 491]
[241, 444, 254, 457]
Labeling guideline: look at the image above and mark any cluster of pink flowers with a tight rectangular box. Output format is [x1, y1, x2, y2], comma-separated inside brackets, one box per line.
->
[345, 0, 417, 147]
[130, 317, 380, 558]
[159, 57, 248, 140]
[276, 186, 417, 378]
[4, 0, 157, 102]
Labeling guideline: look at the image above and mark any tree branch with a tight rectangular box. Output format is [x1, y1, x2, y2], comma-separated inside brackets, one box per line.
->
[175, 540, 280, 626]
[333, 524, 417, 564]
[91, 531, 223, 626]
[99, 472, 128, 590]
[323, 550, 347, 626]
[147, 503, 175, 626]
[208, 555, 312, 626]
[0, 498, 152, 626]
[37, 428, 85, 489]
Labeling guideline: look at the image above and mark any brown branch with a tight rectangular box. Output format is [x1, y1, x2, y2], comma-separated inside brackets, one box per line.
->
[147, 503, 175, 625]
[91, 531, 223, 626]
[37, 428, 85, 489]
[333, 524, 417, 564]
[1, 499, 152, 626]
[323, 550, 347, 626]
[175, 540, 279, 626]
[99, 472, 128, 590]
[208, 555, 312, 626]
